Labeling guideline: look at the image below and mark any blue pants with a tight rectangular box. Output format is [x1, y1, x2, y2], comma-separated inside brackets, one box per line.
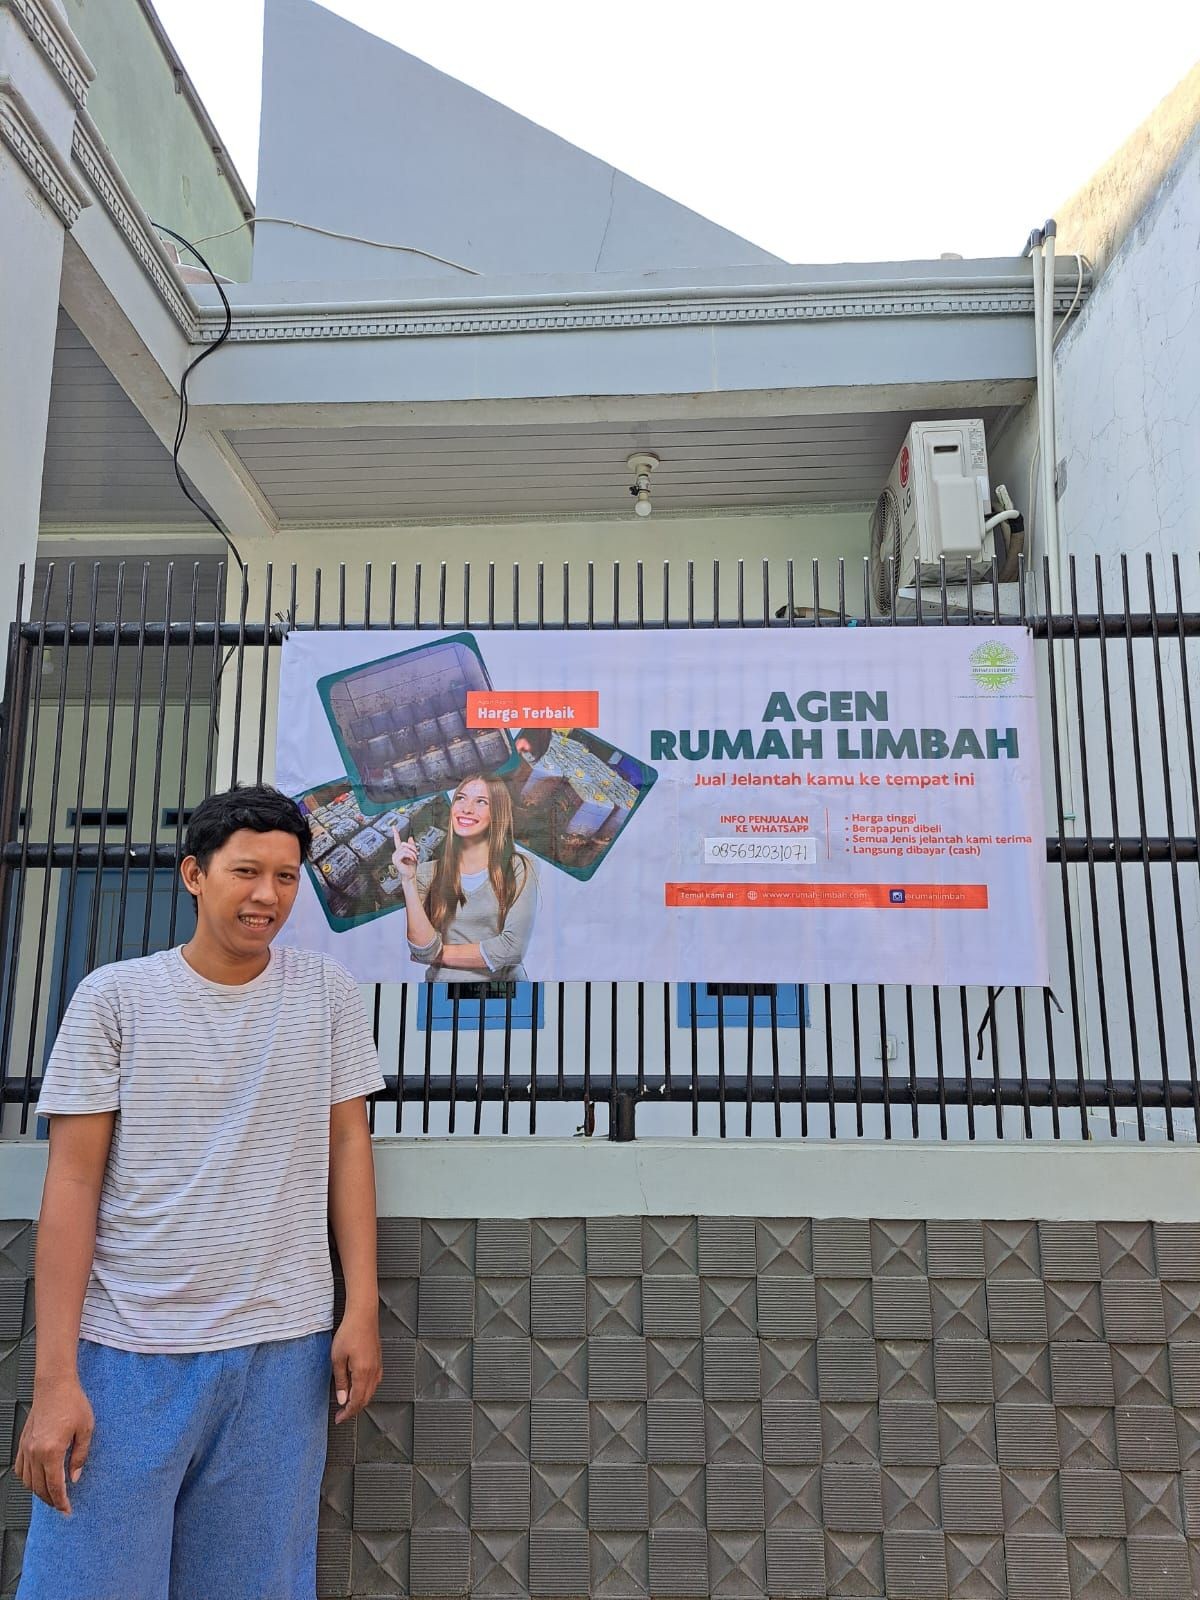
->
[18, 1331, 332, 1600]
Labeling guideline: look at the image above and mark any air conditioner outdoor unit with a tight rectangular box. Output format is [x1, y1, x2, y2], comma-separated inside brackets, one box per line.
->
[869, 419, 995, 614]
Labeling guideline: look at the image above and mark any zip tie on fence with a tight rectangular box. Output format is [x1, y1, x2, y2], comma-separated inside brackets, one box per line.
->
[975, 986, 1064, 1061]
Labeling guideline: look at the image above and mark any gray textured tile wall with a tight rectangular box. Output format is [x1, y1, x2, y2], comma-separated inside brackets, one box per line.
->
[3, 1218, 1200, 1596]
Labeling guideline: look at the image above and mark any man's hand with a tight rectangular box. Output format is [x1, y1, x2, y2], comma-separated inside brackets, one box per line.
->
[15, 1374, 94, 1514]
[331, 1306, 382, 1423]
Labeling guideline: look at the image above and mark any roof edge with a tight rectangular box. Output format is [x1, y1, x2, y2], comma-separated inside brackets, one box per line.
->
[189, 259, 1089, 344]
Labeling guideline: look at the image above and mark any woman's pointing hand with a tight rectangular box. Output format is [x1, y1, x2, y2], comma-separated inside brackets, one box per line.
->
[391, 830, 419, 881]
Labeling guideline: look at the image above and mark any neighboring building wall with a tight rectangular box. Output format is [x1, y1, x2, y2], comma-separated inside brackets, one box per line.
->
[61, 0, 252, 279]
[1054, 125, 1200, 603]
[1052, 127, 1200, 1126]
[1055, 63, 1200, 280]
[985, 123, 1200, 1137]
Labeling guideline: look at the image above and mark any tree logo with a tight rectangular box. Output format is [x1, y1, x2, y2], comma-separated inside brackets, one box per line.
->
[969, 640, 1019, 691]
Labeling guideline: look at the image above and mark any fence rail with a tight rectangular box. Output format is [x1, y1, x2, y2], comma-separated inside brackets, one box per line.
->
[1, 553, 1197, 1143]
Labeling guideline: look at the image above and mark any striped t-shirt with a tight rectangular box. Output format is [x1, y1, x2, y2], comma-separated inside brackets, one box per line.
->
[37, 945, 385, 1354]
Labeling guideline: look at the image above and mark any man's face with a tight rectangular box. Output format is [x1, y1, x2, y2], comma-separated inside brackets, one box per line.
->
[184, 828, 303, 956]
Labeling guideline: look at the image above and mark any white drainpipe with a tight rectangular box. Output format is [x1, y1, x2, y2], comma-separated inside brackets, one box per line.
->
[1040, 220, 1063, 614]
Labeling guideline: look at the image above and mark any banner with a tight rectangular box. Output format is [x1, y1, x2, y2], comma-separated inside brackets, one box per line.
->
[275, 628, 1048, 986]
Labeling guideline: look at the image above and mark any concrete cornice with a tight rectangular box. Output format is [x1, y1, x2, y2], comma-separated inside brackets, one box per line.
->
[1, 0, 95, 107]
[71, 110, 197, 336]
[194, 274, 1088, 345]
[0, 77, 87, 224]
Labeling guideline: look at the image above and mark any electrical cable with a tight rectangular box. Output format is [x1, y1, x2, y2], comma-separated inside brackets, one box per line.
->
[191, 216, 480, 276]
[150, 220, 245, 576]
[1052, 252, 1090, 349]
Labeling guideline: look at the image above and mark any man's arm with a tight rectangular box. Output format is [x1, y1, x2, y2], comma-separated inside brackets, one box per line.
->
[328, 1096, 382, 1423]
[15, 1112, 114, 1514]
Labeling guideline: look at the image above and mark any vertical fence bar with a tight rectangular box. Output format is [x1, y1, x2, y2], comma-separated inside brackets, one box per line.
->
[0, 565, 31, 1106]
[1093, 559, 1145, 1137]
[139, 563, 177, 957]
[201, 563, 227, 800]
[1171, 555, 1200, 1139]
[254, 564, 274, 784]
[501, 985, 513, 1135]
[20, 564, 80, 1126]
[0, 568, 45, 1099]
[1069, 559, 1118, 1134]
[166, 565, 201, 948]
[110, 564, 151, 970]
[904, 989, 918, 1139]
[851, 985, 864, 1137]
[51, 565, 101, 1032]
[930, 989, 948, 1141]
[447, 990, 459, 1136]
[1146, 557, 1198, 1131]
[395, 983, 408, 1134]
[877, 988, 892, 1140]
[529, 984, 540, 1136]
[743, 989, 755, 1139]
[227, 568, 250, 782]
[1119, 557, 1173, 1136]
[1042, 559, 1089, 1138]
[823, 987, 836, 1139]
[688, 984, 699, 1137]
[958, 991, 976, 1141]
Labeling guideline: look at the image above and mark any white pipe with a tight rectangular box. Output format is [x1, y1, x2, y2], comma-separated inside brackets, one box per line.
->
[984, 508, 1021, 533]
[1041, 224, 1062, 612]
[1029, 233, 1049, 599]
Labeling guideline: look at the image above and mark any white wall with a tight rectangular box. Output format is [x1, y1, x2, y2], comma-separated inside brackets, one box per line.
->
[1052, 129, 1200, 1138]
[1055, 128, 1200, 604]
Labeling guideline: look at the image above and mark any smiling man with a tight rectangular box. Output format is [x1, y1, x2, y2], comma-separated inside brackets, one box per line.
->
[15, 785, 385, 1600]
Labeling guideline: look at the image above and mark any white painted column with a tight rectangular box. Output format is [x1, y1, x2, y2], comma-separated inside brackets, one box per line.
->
[0, 1, 92, 674]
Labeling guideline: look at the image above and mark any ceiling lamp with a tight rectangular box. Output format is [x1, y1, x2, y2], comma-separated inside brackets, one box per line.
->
[627, 453, 660, 518]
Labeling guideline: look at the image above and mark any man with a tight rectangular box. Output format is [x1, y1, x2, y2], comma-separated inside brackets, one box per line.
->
[16, 784, 385, 1599]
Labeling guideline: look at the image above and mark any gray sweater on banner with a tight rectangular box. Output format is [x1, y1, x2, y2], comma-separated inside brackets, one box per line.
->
[408, 853, 537, 981]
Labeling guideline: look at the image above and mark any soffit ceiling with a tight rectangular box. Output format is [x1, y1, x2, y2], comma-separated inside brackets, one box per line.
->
[223, 408, 1006, 527]
[41, 310, 1008, 529]
[40, 313, 211, 528]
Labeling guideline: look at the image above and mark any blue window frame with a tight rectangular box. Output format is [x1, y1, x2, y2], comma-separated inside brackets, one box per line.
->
[416, 981, 543, 1031]
[676, 983, 808, 1030]
[37, 867, 193, 1135]
[47, 867, 193, 1040]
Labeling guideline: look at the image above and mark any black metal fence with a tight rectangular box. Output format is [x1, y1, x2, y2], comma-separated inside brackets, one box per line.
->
[0, 554, 1197, 1142]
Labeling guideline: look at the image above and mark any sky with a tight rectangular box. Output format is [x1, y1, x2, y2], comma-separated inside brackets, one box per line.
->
[154, 0, 1200, 264]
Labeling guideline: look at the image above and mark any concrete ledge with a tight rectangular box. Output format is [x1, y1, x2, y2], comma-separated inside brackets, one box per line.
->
[4, 1138, 1198, 1222]
[373, 1138, 1200, 1222]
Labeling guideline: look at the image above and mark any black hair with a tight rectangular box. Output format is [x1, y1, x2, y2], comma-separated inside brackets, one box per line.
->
[515, 727, 552, 761]
[184, 784, 312, 870]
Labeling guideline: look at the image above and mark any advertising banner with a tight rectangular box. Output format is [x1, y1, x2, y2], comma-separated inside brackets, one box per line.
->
[275, 627, 1048, 986]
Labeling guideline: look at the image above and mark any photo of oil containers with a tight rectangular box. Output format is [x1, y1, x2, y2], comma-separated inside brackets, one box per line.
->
[295, 779, 452, 931]
[317, 634, 517, 812]
[505, 727, 656, 881]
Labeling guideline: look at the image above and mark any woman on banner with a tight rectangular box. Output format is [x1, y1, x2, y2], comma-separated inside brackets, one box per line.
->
[391, 776, 537, 981]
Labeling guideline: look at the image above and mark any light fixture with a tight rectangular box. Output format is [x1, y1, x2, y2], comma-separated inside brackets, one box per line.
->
[627, 453, 660, 518]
